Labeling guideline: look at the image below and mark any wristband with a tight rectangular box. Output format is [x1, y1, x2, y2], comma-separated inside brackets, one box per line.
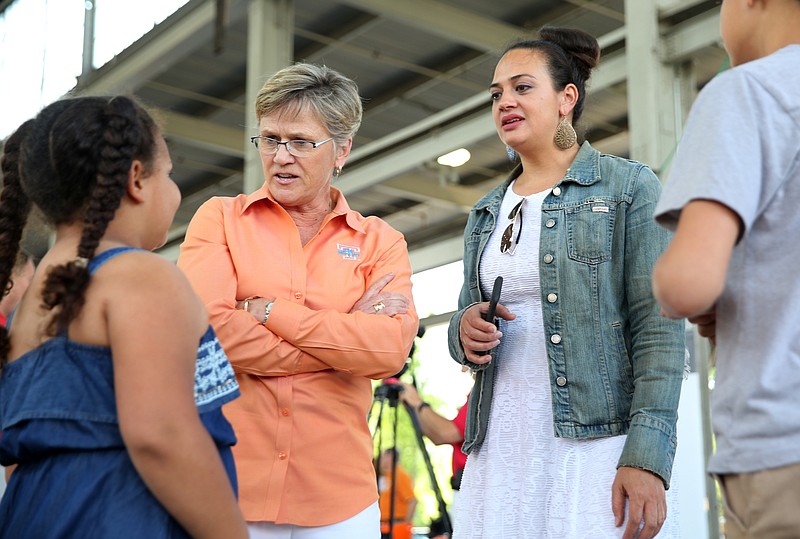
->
[263, 301, 274, 325]
[417, 402, 431, 414]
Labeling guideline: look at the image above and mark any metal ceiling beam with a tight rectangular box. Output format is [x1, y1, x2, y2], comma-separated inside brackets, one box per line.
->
[338, 113, 495, 195]
[74, 0, 219, 95]
[349, 92, 489, 164]
[657, 0, 714, 18]
[335, 0, 527, 52]
[662, 10, 721, 62]
[338, 5, 718, 198]
[339, 50, 627, 197]
[378, 176, 490, 211]
[159, 109, 244, 158]
[157, 49, 626, 173]
[409, 236, 465, 273]
[591, 51, 627, 90]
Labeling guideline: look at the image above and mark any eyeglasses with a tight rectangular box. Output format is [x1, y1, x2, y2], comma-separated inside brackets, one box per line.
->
[500, 199, 524, 255]
[249, 136, 334, 157]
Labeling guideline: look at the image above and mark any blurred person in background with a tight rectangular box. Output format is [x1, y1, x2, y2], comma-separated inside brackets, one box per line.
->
[377, 448, 417, 539]
[398, 382, 467, 524]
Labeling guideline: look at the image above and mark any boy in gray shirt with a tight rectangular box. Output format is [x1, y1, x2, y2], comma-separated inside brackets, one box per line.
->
[652, 1, 800, 537]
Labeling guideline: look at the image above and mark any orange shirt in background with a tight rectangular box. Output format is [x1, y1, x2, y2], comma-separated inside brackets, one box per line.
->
[378, 466, 416, 523]
[178, 185, 418, 526]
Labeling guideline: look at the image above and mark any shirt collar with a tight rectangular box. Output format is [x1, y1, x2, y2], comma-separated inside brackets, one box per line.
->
[475, 141, 601, 211]
[561, 141, 601, 186]
[240, 184, 366, 234]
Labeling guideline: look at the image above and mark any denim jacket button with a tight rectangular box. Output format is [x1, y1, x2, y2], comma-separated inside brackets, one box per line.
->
[545, 219, 556, 228]
[547, 293, 558, 303]
[556, 376, 567, 386]
[552, 186, 562, 196]
[550, 333, 562, 344]
[543, 254, 554, 264]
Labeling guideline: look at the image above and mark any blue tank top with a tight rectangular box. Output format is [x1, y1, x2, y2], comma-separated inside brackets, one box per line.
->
[0, 247, 240, 538]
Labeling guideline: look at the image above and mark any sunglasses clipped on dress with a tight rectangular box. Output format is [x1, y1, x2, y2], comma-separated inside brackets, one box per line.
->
[500, 199, 524, 255]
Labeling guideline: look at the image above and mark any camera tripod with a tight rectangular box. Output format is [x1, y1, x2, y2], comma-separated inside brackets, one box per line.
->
[370, 380, 454, 538]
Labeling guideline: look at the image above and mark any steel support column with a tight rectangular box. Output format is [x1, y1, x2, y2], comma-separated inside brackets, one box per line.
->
[244, 0, 293, 193]
[624, 0, 681, 174]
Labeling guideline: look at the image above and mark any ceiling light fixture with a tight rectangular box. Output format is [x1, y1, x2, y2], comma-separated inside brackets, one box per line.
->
[437, 148, 471, 168]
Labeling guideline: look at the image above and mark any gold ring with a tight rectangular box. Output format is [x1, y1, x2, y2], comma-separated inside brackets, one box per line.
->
[373, 302, 386, 313]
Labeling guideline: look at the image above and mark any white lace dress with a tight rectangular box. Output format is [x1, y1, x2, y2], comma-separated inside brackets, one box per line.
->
[453, 184, 680, 538]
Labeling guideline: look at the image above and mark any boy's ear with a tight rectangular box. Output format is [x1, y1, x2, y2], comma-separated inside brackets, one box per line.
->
[126, 160, 147, 203]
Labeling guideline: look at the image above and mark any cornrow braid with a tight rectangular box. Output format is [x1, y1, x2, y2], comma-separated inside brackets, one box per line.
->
[42, 97, 142, 335]
[0, 121, 35, 364]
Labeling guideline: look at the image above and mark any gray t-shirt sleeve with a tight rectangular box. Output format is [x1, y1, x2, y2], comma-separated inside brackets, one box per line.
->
[654, 70, 765, 232]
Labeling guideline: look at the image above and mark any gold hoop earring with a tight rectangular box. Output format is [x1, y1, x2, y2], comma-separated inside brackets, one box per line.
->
[554, 115, 577, 150]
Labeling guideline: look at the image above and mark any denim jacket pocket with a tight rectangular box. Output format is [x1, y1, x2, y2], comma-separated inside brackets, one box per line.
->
[565, 198, 616, 264]
[607, 321, 635, 416]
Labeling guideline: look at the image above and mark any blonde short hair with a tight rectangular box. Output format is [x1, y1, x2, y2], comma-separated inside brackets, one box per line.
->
[255, 63, 362, 145]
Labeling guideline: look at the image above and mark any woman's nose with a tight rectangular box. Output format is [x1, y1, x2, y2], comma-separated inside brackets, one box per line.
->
[497, 94, 516, 110]
[272, 144, 295, 163]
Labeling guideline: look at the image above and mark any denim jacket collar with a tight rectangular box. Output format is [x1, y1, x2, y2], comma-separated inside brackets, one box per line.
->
[563, 141, 602, 186]
[475, 141, 600, 213]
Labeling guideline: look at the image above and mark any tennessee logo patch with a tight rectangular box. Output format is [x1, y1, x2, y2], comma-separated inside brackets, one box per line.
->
[337, 243, 361, 260]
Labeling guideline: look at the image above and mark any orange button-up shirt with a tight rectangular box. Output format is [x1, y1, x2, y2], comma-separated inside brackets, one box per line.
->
[177, 185, 418, 526]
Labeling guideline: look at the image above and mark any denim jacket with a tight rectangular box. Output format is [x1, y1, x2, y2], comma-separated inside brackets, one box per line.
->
[447, 142, 685, 487]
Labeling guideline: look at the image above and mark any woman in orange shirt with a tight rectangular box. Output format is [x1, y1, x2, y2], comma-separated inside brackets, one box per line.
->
[178, 63, 418, 538]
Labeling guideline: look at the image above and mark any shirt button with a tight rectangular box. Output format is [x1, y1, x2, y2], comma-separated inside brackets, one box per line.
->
[545, 219, 556, 228]
[550, 334, 562, 344]
[281, 408, 290, 417]
[278, 452, 287, 460]
[543, 254, 554, 264]
[552, 186, 562, 196]
[556, 376, 567, 387]
[547, 293, 558, 303]
[294, 292, 302, 299]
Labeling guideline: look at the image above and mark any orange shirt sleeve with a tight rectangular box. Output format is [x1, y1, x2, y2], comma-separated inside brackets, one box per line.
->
[178, 190, 418, 380]
[178, 196, 330, 376]
[268, 232, 417, 378]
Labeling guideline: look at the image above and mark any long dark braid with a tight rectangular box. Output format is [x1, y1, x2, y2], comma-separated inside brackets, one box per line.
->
[42, 98, 149, 335]
[17, 96, 158, 338]
[0, 121, 35, 364]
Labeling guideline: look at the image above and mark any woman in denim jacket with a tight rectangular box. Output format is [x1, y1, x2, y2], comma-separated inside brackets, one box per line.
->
[447, 27, 685, 539]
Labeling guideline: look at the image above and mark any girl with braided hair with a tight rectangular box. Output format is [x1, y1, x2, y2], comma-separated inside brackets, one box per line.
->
[0, 96, 248, 538]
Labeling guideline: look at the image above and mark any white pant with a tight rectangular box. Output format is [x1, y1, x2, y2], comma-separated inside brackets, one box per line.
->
[248, 502, 380, 539]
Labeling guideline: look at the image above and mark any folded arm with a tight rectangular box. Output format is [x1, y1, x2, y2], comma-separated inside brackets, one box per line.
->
[179, 199, 417, 380]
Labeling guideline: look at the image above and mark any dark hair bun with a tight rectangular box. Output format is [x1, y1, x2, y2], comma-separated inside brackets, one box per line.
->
[538, 26, 601, 81]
